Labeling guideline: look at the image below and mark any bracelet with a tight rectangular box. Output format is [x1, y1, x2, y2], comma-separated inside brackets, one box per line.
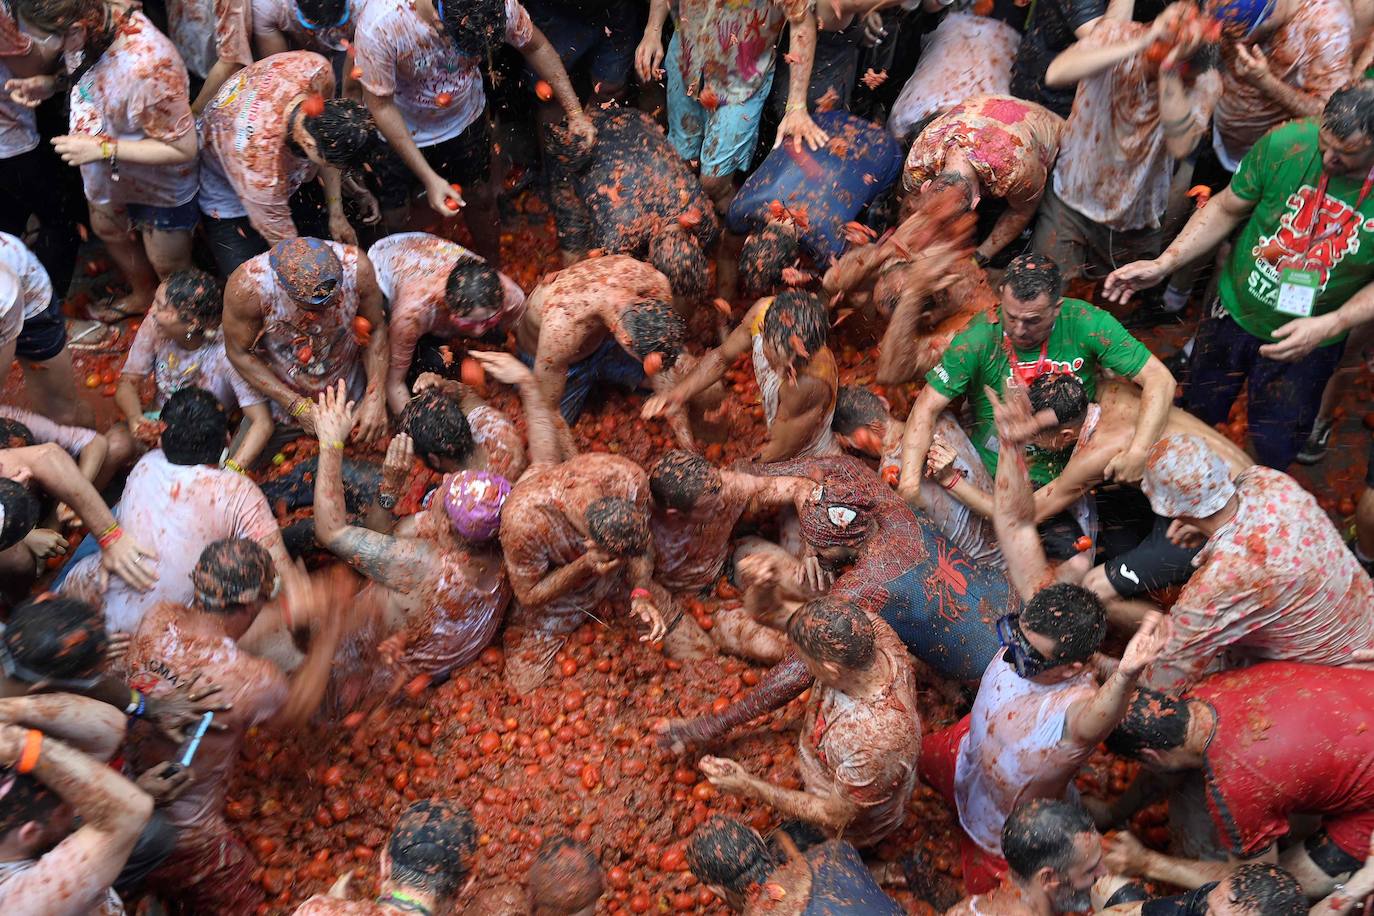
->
[97, 524, 124, 549]
[16, 729, 42, 774]
[97, 521, 119, 540]
[224, 458, 246, 475]
[124, 689, 146, 719]
[941, 470, 964, 491]
[326, 195, 342, 206]
[631, 588, 652, 601]
[99, 139, 113, 160]
[377, 492, 397, 510]
[325, 440, 345, 450]
[290, 397, 312, 418]
[785, 102, 806, 113]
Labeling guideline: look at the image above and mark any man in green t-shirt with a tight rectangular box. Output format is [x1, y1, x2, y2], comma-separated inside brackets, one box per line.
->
[1105, 83, 1374, 469]
[899, 254, 1176, 527]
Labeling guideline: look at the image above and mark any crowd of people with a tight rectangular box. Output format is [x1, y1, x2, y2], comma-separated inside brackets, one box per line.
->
[2, 0, 1374, 910]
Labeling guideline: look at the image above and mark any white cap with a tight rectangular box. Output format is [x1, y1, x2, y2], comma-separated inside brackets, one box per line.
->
[1140, 434, 1236, 519]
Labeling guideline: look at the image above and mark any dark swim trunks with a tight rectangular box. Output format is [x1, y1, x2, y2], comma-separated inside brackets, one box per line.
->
[799, 840, 905, 915]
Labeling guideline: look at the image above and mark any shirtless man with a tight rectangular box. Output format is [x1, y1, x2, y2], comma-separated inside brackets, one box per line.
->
[126, 538, 340, 915]
[291, 800, 477, 915]
[701, 596, 922, 849]
[498, 453, 671, 690]
[312, 381, 512, 702]
[224, 236, 388, 442]
[515, 255, 687, 426]
[0, 697, 153, 916]
[643, 290, 839, 461]
[368, 232, 527, 414]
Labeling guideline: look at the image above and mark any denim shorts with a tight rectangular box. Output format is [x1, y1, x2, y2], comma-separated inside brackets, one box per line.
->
[127, 197, 201, 232]
[665, 33, 773, 178]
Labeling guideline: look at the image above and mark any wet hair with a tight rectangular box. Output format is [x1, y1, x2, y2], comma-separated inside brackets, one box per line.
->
[3, 595, 107, 682]
[739, 224, 801, 299]
[1020, 582, 1105, 664]
[687, 817, 776, 894]
[388, 800, 478, 898]
[621, 299, 685, 368]
[192, 538, 274, 612]
[771, 819, 828, 854]
[162, 268, 222, 328]
[295, 0, 347, 27]
[0, 770, 60, 837]
[787, 596, 876, 671]
[14, 0, 100, 36]
[585, 497, 648, 556]
[1228, 864, 1307, 916]
[0, 479, 38, 551]
[831, 386, 888, 435]
[761, 290, 828, 366]
[160, 387, 228, 466]
[1323, 81, 1374, 142]
[0, 417, 35, 449]
[1105, 688, 1193, 757]
[649, 450, 722, 512]
[441, 0, 506, 56]
[927, 171, 976, 212]
[1002, 799, 1097, 881]
[401, 389, 474, 469]
[650, 225, 709, 304]
[1000, 253, 1064, 305]
[301, 99, 374, 168]
[444, 258, 502, 317]
[528, 835, 604, 912]
[1028, 372, 1088, 426]
[1184, 41, 1220, 76]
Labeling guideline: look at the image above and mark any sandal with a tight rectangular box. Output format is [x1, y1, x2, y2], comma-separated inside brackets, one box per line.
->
[66, 317, 122, 352]
[84, 296, 148, 324]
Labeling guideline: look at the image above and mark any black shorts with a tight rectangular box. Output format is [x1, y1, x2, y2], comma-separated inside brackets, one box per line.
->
[1103, 513, 1202, 599]
[367, 116, 493, 212]
[15, 296, 67, 362]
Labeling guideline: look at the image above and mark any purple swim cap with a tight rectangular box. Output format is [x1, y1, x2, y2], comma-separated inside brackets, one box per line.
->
[442, 470, 511, 542]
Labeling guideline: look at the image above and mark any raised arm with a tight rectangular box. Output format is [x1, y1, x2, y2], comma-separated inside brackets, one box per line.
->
[468, 351, 573, 468]
[1065, 612, 1167, 746]
[0, 723, 153, 916]
[0, 694, 127, 761]
[1107, 354, 1176, 482]
[990, 386, 1055, 600]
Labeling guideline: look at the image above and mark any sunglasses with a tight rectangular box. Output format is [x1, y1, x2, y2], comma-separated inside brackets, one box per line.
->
[0, 624, 104, 691]
[294, 2, 350, 30]
[995, 614, 1055, 678]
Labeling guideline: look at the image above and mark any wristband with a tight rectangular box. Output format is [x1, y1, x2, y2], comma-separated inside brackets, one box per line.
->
[941, 470, 964, 491]
[98, 524, 124, 549]
[290, 397, 312, 418]
[16, 729, 42, 774]
[785, 102, 806, 113]
[224, 458, 246, 475]
[326, 440, 345, 450]
[377, 492, 397, 510]
[631, 588, 652, 601]
[124, 689, 147, 719]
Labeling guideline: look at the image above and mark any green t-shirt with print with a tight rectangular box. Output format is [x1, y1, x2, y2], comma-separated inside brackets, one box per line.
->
[925, 298, 1152, 485]
[1220, 119, 1374, 345]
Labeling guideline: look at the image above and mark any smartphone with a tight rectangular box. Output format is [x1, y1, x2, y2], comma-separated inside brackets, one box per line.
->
[178, 712, 214, 768]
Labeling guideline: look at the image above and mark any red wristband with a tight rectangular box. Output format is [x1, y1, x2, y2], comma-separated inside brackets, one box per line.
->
[98, 525, 123, 549]
[941, 470, 964, 491]
[631, 588, 652, 601]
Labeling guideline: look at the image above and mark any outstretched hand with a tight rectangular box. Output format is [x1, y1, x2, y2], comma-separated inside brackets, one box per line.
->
[314, 380, 358, 446]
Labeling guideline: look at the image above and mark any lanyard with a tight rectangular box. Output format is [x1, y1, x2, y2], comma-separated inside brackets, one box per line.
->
[1001, 330, 1050, 386]
[1300, 164, 1374, 257]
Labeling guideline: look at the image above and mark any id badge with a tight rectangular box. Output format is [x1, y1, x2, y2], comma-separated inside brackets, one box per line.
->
[1276, 268, 1320, 318]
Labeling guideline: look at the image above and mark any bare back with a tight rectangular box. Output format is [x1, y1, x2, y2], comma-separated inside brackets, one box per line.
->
[515, 255, 673, 363]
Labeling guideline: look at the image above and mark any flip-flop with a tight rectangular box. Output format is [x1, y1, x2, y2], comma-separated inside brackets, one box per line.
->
[84, 296, 148, 324]
[66, 318, 122, 352]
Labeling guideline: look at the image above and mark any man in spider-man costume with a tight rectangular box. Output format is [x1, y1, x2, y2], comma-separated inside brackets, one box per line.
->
[658, 454, 1012, 753]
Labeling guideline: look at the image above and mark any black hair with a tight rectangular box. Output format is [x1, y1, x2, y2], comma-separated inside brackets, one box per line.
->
[1001, 253, 1065, 305]
[0, 418, 35, 449]
[401, 389, 475, 469]
[1184, 41, 1220, 76]
[831, 386, 888, 435]
[649, 450, 722, 512]
[295, 0, 347, 27]
[302, 99, 374, 168]
[192, 538, 274, 613]
[1020, 582, 1105, 664]
[160, 387, 228, 466]
[585, 497, 648, 556]
[3, 595, 107, 681]
[621, 299, 686, 368]
[528, 835, 604, 911]
[761, 290, 828, 366]
[162, 268, 222, 327]
[771, 819, 828, 854]
[0, 770, 60, 837]
[1105, 688, 1192, 757]
[1323, 81, 1374, 142]
[1001, 799, 1097, 881]
[16, 0, 110, 86]
[1028, 372, 1088, 426]
[787, 596, 876, 671]
[388, 800, 478, 898]
[441, 0, 506, 56]
[739, 224, 801, 299]
[1228, 864, 1307, 916]
[650, 225, 710, 304]
[0, 479, 38, 551]
[444, 258, 502, 317]
[687, 817, 777, 894]
[927, 171, 976, 212]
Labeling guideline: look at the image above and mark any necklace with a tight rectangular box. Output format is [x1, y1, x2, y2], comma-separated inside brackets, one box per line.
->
[377, 891, 433, 916]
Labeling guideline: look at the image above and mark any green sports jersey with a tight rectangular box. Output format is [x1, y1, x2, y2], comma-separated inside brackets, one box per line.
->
[1220, 119, 1374, 345]
[925, 298, 1152, 484]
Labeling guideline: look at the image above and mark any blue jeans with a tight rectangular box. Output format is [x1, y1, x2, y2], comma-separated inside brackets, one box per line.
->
[1184, 304, 1345, 469]
[517, 338, 645, 423]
